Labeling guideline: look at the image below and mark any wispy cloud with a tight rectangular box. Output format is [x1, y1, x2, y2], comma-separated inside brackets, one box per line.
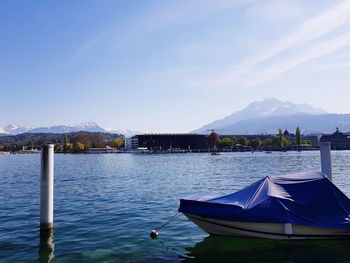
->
[246, 0, 305, 23]
[200, 0, 350, 87]
[310, 61, 350, 72]
[137, 0, 256, 34]
[246, 32, 350, 86]
[72, 31, 107, 60]
[71, 0, 257, 59]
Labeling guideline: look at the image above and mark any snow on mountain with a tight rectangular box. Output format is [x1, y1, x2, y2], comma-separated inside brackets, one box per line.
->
[3, 124, 33, 134]
[74, 122, 106, 132]
[193, 98, 327, 133]
[28, 122, 107, 134]
[29, 125, 76, 134]
[0, 122, 137, 136]
[106, 128, 140, 137]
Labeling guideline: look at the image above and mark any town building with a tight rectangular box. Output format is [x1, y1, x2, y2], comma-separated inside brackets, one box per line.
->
[320, 128, 350, 150]
[124, 136, 139, 149]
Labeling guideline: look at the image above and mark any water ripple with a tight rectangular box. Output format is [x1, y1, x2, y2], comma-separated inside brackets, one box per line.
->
[1, 152, 350, 262]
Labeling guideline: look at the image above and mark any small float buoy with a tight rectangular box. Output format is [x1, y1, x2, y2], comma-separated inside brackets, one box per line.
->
[150, 229, 159, 239]
[149, 212, 180, 239]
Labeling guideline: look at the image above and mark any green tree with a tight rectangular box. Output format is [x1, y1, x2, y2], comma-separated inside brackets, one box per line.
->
[66, 143, 73, 153]
[296, 127, 301, 145]
[217, 138, 234, 148]
[73, 142, 85, 152]
[113, 138, 124, 149]
[282, 137, 289, 147]
[278, 128, 284, 147]
[262, 138, 272, 147]
[236, 136, 248, 146]
[301, 140, 312, 146]
[250, 137, 262, 149]
[63, 134, 68, 153]
[70, 132, 106, 149]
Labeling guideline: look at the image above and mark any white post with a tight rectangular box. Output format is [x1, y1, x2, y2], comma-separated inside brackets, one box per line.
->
[320, 142, 332, 181]
[40, 144, 54, 233]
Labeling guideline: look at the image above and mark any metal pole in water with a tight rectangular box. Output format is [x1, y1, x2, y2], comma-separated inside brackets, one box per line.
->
[320, 142, 332, 181]
[40, 144, 54, 236]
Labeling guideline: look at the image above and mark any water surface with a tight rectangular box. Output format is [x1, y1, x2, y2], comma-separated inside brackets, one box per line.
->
[1, 151, 350, 262]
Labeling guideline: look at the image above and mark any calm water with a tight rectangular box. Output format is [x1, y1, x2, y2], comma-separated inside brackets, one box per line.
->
[1, 151, 350, 262]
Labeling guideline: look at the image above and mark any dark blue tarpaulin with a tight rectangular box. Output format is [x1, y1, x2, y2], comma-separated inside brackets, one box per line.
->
[179, 171, 350, 229]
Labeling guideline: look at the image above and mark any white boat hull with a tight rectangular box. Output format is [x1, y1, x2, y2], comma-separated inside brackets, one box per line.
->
[185, 213, 350, 240]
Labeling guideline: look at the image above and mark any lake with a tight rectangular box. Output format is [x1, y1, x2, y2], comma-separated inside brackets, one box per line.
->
[1, 151, 350, 262]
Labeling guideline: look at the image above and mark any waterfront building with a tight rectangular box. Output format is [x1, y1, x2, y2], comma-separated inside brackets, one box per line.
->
[124, 136, 139, 149]
[129, 132, 320, 152]
[320, 128, 350, 150]
[130, 134, 209, 151]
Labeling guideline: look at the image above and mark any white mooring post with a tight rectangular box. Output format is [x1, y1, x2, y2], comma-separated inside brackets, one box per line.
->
[320, 142, 332, 181]
[40, 144, 54, 235]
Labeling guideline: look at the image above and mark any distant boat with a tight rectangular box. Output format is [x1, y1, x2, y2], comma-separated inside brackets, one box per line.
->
[265, 151, 272, 154]
[179, 171, 350, 239]
[211, 152, 221, 156]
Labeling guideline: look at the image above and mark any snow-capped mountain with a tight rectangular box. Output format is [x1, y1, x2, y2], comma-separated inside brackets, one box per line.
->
[0, 122, 141, 136]
[250, 98, 326, 117]
[74, 122, 107, 132]
[0, 122, 121, 135]
[193, 98, 327, 133]
[106, 128, 141, 137]
[28, 122, 107, 134]
[3, 124, 33, 134]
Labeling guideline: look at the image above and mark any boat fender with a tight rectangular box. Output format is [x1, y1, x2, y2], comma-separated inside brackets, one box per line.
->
[150, 230, 159, 239]
[284, 223, 293, 236]
[149, 212, 180, 239]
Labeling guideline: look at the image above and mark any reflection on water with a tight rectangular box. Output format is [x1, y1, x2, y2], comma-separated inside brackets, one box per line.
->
[38, 230, 54, 263]
[183, 235, 350, 263]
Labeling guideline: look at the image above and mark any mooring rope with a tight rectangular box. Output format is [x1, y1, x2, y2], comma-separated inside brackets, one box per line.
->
[157, 212, 181, 231]
[150, 212, 181, 239]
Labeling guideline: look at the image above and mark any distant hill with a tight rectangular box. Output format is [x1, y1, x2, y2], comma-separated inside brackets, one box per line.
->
[193, 98, 330, 134]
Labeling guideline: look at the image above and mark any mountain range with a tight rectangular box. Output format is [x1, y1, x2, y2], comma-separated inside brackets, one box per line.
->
[2, 98, 350, 136]
[0, 122, 139, 137]
[193, 98, 349, 135]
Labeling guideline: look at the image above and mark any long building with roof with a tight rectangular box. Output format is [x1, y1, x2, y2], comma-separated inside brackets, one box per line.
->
[130, 133, 210, 151]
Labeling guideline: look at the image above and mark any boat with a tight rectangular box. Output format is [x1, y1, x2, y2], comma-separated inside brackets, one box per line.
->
[179, 171, 350, 239]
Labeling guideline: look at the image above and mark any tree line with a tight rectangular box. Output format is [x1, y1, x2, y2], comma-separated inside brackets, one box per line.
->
[63, 132, 124, 153]
[216, 127, 310, 149]
[0, 132, 124, 153]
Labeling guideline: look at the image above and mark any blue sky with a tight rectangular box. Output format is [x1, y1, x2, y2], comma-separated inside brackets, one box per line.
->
[2, 0, 350, 132]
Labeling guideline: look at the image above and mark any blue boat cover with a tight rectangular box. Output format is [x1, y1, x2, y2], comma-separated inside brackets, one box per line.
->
[179, 171, 350, 229]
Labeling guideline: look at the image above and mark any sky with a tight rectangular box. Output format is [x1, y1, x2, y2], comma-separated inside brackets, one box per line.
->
[2, 0, 350, 133]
